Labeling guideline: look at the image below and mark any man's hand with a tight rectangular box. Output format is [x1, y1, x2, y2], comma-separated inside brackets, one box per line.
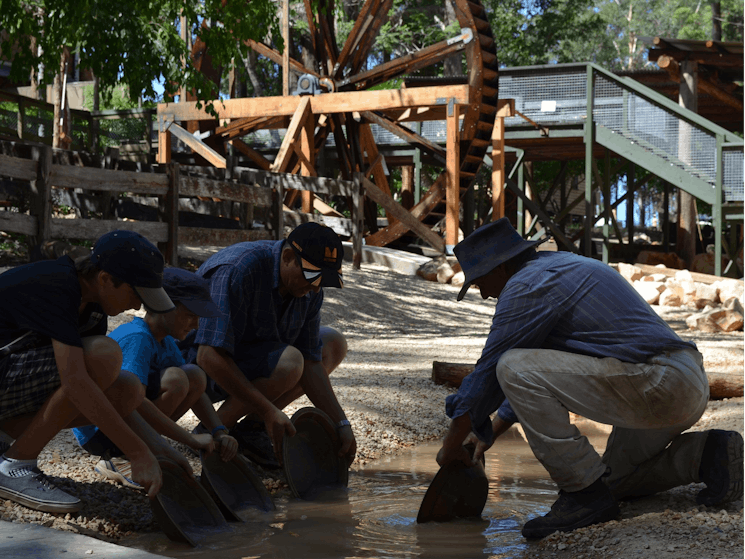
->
[338, 425, 357, 467]
[263, 406, 296, 466]
[149, 435, 194, 480]
[436, 442, 472, 467]
[464, 431, 492, 465]
[128, 449, 162, 499]
[436, 413, 473, 467]
[191, 433, 216, 455]
[214, 432, 239, 462]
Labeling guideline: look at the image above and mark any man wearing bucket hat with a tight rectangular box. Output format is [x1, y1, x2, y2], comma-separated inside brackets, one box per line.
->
[73, 267, 238, 488]
[0, 230, 184, 512]
[437, 218, 743, 539]
[181, 222, 356, 469]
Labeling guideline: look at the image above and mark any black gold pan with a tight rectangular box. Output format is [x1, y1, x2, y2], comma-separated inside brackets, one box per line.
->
[199, 451, 275, 521]
[283, 407, 349, 500]
[150, 458, 229, 546]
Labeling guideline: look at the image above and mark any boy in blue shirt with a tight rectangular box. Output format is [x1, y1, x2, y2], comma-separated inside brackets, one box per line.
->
[73, 268, 238, 488]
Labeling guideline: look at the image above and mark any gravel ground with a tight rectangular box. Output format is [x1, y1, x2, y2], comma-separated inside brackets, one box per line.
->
[0, 259, 742, 558]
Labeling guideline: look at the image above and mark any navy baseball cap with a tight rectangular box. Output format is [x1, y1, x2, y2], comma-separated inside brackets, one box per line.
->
[91, 230, 175, 313]
[287, 222, 344, 288]
[161, 268, 221, 318]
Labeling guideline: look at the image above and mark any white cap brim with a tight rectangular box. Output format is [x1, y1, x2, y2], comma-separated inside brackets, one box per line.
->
[133, 286, 176, 313]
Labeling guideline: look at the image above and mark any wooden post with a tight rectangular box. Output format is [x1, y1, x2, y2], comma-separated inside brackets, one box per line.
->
[352, 173, 364, 269]
[158, 115, 172, 165]
[30, 146, 53, 254]
[491, 115, 505, 221]
[626, 163, 635, 243]
[401, 165, 414, 210]
[282, 0, 290, 97]
[17, 97, 24, 140]
[300, 110, 315, 214]
[445, 99, 460, 253]
[678, 60, 698, 268]
[159, 163, 180, 264]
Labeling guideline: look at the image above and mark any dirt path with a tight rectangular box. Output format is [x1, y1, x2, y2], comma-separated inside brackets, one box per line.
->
[0, 259, 742, 557]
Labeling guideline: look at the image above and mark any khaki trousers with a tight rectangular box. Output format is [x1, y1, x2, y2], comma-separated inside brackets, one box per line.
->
[497, 347, 709, 496]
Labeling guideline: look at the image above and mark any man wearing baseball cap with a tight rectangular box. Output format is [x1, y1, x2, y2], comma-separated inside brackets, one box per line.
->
[0, 230, 189, 513]
[181, 222, 356, 469]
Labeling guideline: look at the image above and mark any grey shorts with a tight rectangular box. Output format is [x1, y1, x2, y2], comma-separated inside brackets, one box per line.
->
[0, 345, 60, 421]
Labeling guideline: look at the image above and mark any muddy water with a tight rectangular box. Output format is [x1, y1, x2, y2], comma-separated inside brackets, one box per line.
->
[122, 436, 605, 558]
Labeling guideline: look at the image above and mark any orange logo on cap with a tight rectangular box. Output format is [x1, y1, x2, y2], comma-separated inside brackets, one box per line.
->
[324, 247, 337, 262]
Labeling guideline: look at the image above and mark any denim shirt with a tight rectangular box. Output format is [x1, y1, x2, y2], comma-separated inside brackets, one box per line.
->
[446, 251, 696, 443]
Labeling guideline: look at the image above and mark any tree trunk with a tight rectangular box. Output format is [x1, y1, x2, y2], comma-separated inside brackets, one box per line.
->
[432, 361, 742, 399]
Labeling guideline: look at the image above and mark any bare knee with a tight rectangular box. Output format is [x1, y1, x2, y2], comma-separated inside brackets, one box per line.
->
[274, 345, 304, 385]
[110, 370, 146, 414]
[181, 364, 207, 394]
[321, 327, 347, 374]
[82, 336, 122, 388]
[160, 367, 190, 401]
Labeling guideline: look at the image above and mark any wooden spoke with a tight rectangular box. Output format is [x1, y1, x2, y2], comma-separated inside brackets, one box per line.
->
[244, 39, 320, 78]
[338, 31, 471, 91]
[333, 0, 386, 79]
[361, 111, 447, 164]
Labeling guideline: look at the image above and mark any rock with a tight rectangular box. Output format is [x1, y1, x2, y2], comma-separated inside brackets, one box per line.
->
[714, 279, 743, 305]
[675, 269, 694, 282]
[642, 273, 668, 283]
[633, 281, 665, 304]
[694, 283, 719, 309]
[451, 271, 465, 287]
[713, 306, 744, 332]
[636, 251, 685, 270]
[723, 296, 744, 315]
[436, 261, 455, 284]
[686, 311, 721, 333]
[618, 262, 644, 282]
[686, 306, 743, 332]
[659, 288, 683, 307]
[416, 257, 445, 282]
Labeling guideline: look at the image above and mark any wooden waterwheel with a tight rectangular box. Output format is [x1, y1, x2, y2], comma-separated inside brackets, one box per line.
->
[212, 0, 499, 249]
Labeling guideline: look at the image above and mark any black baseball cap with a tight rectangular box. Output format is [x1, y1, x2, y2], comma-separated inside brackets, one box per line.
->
[287, 222, 344, 288]
[161, 268, 221, 318]
[91, 230, 175, 313]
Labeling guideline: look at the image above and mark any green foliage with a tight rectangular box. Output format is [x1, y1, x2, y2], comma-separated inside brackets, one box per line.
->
[0, 0, 281, 106]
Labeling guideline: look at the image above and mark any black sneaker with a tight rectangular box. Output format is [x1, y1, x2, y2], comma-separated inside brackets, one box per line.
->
[232, 419, 280, 470]
[0, 467, 81, 513]
[697, 430, 744, 507]
[522, 478, 619, 539]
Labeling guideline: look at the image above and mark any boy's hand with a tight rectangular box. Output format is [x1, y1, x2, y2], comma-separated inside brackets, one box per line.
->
[129, 450, 162, 499]
[214, 432, 239, 462]
[192, 433, 216, 455]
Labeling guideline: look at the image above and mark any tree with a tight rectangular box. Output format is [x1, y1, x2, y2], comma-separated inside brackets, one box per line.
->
[0, 0, 282, 105]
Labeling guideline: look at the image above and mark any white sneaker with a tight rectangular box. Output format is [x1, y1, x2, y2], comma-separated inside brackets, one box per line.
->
[94, 457, 142, 489]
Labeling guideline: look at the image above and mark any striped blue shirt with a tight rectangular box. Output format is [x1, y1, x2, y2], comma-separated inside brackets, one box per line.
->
[189, 240, 323, 363]
[446, 250, 696, 443]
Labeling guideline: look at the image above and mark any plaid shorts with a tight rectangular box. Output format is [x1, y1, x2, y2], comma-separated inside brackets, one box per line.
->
[0, 345, 60, 422]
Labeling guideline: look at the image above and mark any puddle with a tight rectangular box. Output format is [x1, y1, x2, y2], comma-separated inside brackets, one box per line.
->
[121, 437, 606, 558]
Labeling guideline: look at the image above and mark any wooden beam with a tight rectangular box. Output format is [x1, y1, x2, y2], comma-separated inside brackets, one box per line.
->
[0, 153, 37, 181]
[245, 39, 319, 78]
[364, 173, 446, 248]
[360, 123, 394, 223]
[50, 165, 169, 195]
[271, 96, 313, 174]
[230, 139, 272, 170]
[158, 85, 472, 121]
[658, 55, 743, 113]
[299, 104, 315, 213]
[360, 175, 444, 251]
[648, 48, 743, 68]
[446, 100, 461, 249]
[361, 110, 447, 163]
[238, 168, 357, 197]
[168, 122, 226, 168]
[491, 116, 505, 220]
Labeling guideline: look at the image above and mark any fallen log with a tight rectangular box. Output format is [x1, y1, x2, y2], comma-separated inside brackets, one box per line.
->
[432, 361, 743, 400]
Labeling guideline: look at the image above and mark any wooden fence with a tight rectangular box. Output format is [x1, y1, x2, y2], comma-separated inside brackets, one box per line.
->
[0, 145, 364, 265]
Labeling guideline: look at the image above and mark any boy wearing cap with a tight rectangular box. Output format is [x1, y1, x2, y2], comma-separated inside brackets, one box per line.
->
[437, 218, 743, 539]
[181, 222, 356, 469]
[0, 230, 188, 512]
[72, 268, 238, 488]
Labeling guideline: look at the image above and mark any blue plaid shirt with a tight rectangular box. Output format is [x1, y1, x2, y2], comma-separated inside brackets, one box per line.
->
[190, 240, 324, 363]
[447, 251, 696, 443]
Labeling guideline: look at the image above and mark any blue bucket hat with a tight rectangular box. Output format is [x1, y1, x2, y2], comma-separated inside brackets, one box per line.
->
[454, 218, 547, 301]
[91, 230, 175, 313]
[162, 268, 221, 318]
